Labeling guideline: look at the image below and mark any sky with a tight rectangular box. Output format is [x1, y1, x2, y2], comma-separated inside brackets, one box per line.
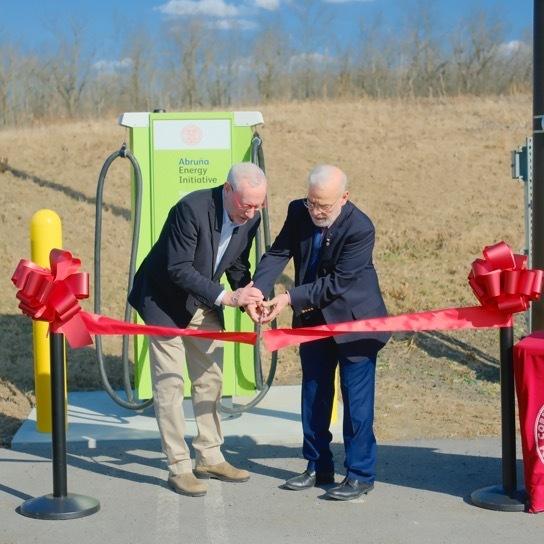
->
[0, 0, 534, 66]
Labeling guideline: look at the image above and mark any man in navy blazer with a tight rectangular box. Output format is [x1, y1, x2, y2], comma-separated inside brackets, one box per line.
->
[248, 164, 390, 501]
[129, 163, 266, 497]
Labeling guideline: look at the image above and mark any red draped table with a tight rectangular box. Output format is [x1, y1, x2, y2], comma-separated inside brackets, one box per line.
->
[514, 331, 544, 513]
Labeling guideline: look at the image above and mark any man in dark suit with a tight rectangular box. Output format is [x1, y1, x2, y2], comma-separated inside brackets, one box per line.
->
[129, 162, 266, 497]
[247, 164, 389, 501]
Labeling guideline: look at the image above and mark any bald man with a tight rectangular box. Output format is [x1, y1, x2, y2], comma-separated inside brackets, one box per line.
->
[248, 165, 390, 501]
[129, 163, 267, 497]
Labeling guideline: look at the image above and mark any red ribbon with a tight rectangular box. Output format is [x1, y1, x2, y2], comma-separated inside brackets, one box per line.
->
[262, 241, 543, 351]
[11, 242, 544, 351]
[79, 312, 256, 346]
[262, 306, 513, 351]
[12, 250, 92, 347]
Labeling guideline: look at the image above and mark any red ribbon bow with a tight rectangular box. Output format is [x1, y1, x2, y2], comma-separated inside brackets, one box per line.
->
[468, 241, 543, 313]
[11, 249, 91, 347]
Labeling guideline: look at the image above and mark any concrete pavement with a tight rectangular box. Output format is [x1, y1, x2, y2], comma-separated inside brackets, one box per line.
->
[1, 387, 544, 543]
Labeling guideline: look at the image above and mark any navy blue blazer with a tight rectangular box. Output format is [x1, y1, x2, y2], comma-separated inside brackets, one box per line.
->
[129, 185, 260, 329]
[252, 199, 390, 348]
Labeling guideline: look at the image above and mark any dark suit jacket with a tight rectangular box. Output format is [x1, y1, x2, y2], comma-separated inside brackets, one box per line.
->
[129, 185, 260, 329]
[252, 199, 390, 349]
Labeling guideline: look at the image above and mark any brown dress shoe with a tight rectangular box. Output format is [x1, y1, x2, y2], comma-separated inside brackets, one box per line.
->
[168, 472, 207, 497]
[194, 461, 250, 482]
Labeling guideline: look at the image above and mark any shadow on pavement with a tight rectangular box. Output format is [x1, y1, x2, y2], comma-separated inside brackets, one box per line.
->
[5, 437, 521, 502]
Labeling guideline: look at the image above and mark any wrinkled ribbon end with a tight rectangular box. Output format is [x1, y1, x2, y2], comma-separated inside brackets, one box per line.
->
[55, 314, 93, 348]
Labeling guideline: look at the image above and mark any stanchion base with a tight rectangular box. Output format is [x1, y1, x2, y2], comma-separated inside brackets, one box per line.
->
[470, 485, 527, 512]
[18, 493, 100, 520]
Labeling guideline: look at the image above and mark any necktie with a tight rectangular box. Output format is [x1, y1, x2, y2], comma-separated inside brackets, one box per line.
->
[304, 227, 324, 283]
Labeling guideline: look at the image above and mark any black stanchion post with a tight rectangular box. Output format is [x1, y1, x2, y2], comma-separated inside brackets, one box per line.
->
[532, 0, 544, 331]
[18, 332, 100, 520]
[500, 326, 517, 496]
[51, 332, 68, 498]
[470, 326, 526, 511]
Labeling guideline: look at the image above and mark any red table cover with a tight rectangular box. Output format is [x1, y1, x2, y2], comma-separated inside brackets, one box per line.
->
[514, 331, 544, 513]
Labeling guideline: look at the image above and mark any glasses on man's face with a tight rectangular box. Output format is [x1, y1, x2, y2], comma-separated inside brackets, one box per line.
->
[231, 190, 264, 212]
[303, 196, 341, 214]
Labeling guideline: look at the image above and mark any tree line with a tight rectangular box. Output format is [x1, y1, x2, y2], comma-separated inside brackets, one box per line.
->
[0, 4, 532, 126]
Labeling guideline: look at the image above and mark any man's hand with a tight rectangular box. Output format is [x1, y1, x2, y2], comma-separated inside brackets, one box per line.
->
[245, 302, 269, 323]
[222, 282, 264, 307]
[236, 282, 265, 307]
[259, 293, 290, 323]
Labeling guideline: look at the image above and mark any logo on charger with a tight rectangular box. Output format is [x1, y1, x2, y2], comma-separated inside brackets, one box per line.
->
[181, 124, 203, 146]
[536, 404, 544, 465]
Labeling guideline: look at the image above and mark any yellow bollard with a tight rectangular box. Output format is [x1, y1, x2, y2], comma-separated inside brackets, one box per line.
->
[30, 209, 63, 433]
[330, 367, 340, 424]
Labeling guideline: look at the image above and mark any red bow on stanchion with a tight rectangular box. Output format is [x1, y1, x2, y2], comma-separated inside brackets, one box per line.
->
[11, 249, 258, 348]
[468, 241, 543, 313]
[11, 249, 92, 347]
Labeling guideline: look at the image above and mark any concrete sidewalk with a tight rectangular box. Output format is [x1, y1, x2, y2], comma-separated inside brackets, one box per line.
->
[11, 385, 343, 448]
[1, 388, 544, 543]
[2, 438, 544, 544]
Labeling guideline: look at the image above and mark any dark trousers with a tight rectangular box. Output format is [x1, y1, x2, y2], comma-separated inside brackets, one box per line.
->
[299, 337, 378, 484]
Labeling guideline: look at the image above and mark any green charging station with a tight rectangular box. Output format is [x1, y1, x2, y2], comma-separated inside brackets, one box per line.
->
[119, 111, 265, 401]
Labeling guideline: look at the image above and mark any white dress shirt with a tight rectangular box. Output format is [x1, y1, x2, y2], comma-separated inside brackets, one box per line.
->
[213, 196, 238, 306]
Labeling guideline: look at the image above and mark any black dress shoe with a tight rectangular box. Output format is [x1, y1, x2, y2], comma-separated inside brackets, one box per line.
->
[325, 477, 374, 501]
[283, 469, 335, 490]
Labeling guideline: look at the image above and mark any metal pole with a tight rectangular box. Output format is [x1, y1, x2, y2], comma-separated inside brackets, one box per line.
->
[499, 327, 517, 496]
[18, 332, 100, 520]
[470, 325, 526, 511]
[50, 332, 67, 497]
[532, 0, 544, 330]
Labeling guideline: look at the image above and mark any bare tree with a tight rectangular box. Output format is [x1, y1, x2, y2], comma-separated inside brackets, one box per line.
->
[203, 25, 241, 107]
[252, 21, 291, 101]
[288, 0, 335, 100]
[0, 44, 15, 125]
[333, 51, 350, 98]
[450, 10, 504, 95]
[355, 12, 398, 98]
[44, 21, 93, 117]
[122, 25, 156, 111]
[18, 54, 53, 122]
[166, 19, 207, 109]
[495, 27, 532, 94]
[87, 71, 124, 116]
[400, 1, 447, 98]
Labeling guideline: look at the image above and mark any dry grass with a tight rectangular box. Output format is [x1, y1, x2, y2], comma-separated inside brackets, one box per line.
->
[0, 95, 531, 446]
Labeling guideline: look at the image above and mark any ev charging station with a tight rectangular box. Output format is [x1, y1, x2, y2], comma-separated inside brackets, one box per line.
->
[95, 111, 275, 411]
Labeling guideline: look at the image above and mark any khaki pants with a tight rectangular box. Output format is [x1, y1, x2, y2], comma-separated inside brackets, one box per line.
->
[149, 308, 225, 475]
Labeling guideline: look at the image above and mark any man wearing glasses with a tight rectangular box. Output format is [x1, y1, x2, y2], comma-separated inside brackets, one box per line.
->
[129, 162, 266, 497]
[247, 164, 389, 501]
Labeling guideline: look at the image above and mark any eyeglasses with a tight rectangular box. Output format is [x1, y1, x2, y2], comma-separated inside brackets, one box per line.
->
[230, 190, 264, 212]
[303, 196, 341, 214]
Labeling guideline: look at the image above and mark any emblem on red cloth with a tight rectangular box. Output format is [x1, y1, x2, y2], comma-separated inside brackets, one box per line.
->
[535, 404, 544, 465]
